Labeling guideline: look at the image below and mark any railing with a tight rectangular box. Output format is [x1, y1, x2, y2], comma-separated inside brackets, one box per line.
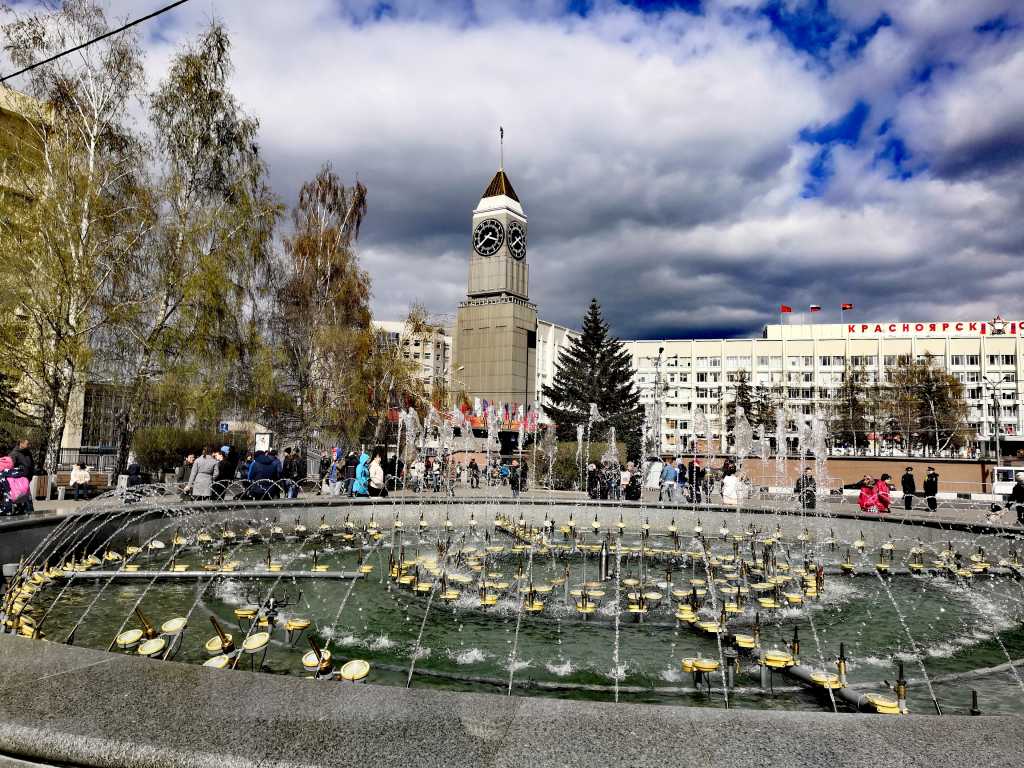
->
[59, 448, 117, 472]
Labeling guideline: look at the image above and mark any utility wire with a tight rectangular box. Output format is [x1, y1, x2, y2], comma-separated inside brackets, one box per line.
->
[0, 0, 193, 84]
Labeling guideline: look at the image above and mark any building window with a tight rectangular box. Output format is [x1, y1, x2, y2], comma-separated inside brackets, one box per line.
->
[988, 354, 1017, 367]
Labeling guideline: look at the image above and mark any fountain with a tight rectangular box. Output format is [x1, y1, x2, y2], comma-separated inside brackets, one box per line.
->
[2, 480, 1024, 719]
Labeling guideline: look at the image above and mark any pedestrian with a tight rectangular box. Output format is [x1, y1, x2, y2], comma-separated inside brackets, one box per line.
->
[619, 463, 631, 499]
[0, 455, 31, 515]
[468, 458, 480, 489]
[8, 438, 35, 511]
[901, 466, 916, 511]
[520, 458, 529, 493]
[317, 451, 331, 494]
[352, 452, 370, 497]
[858, 475, 877, 513]
[328, 455, 343, 496]
[586, 463, 600, 499]
[246, 449, 281, 500]
[411, 456, 425, 492]
[659, 460, 678, 503]
[69, 463, 91, 501]
[875, 473, 892, 513]
[794, 467, 816, 510]
[187, 447, 219, 500]
[688, 460, 704, 503]
[675, 458, 687, 499]
[124, 459, 144, 504]
[367, 449, 387, 497]
[282, 447, 302, 499]
[624, 461, 642, 501]
[721, 472, 740, 506]
[924, 467, 939, 512]
[509, 459, 521, 498]
[1010, 472, 1024, 526]
[344, 452, 359, 495]
[212, 450, 233, 500]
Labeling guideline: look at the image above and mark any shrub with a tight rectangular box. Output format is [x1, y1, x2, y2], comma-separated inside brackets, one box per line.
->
[544, 440, 626, 490]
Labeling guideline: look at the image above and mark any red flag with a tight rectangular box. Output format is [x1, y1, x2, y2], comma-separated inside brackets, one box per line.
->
[841, 303, 854, 311]
[780, 305, 792, 313]
[809, 305, 821, 312]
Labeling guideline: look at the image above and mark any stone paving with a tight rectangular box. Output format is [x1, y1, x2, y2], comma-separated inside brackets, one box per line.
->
[0, 634, 1021, 768]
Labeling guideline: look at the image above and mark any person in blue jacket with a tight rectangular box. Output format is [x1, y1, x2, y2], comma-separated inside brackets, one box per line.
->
[351, 452, 371, 497]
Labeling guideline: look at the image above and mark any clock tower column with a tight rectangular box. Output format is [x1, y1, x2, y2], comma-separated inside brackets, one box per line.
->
[454, 167, 538, 416]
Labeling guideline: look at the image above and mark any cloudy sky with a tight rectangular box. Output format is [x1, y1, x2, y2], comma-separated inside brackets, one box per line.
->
[5, 0, 1024, 339]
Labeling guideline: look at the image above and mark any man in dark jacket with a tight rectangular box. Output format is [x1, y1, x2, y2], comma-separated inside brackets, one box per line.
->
[1009, 473, 1024, 526]
[688, 460, 704, 503]
[901, 467, 916, 511]
[923, 467, 939, 512]
[344, 452, 358, 496]
[8, 439, 35, 510]
[282, 447, 301, 499]
[247, 451, 282, 500]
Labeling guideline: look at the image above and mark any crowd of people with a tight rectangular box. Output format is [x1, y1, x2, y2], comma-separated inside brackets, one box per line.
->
[6, 432, 1024, 527]
[177, 445, 306, 501]
[854, 466, 941, 514]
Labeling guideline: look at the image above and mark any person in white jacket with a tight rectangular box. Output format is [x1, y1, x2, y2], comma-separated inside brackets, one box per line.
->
[721, 473, 741, 506]
[368, 450, 387, 497]
[69, 463, 91, 500]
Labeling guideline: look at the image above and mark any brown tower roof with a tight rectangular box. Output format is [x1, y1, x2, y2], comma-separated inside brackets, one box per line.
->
[482, 170, 519, 202]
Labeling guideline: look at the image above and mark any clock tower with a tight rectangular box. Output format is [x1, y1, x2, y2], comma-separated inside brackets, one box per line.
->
[454, 165, 538, 413]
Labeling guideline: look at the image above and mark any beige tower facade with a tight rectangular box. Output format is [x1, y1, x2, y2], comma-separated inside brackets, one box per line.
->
[454, 169, 538, 409]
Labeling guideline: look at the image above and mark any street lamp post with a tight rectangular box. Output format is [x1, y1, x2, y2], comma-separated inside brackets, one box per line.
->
[640, 347, 667, 458]
[982, 374, 1011, 467]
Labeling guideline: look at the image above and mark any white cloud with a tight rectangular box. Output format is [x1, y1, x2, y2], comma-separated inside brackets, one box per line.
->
[4, 0, 1023, 337]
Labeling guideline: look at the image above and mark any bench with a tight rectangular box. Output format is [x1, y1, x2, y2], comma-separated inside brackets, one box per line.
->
[54, 471, 112, 500]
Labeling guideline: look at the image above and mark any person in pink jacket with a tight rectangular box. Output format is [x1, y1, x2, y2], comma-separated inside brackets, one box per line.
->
[875, 473, 892, 513]
[858, 475, 877, 513]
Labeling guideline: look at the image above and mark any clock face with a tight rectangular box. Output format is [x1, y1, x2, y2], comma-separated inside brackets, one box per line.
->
[472, 218, 504, 257]
[507, 221, 527, 260]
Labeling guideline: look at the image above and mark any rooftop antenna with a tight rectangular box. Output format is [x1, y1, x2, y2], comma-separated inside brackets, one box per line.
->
[499, 125, 504, 171]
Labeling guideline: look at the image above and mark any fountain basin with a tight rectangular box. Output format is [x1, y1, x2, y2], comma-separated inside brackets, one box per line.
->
[4, 497, 1024, 720]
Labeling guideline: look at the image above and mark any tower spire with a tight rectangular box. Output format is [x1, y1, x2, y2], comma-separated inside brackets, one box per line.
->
[499, 125, 504, 171]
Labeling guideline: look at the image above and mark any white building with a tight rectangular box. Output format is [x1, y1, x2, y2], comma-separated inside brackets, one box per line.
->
[374, 320, 452, 397]
[535, 319, 578, 412]
[626, 318, 1024, 456]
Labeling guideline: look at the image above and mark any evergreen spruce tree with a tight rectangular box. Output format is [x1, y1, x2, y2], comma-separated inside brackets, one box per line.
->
[725, 370, 754, 436]
[543, 299, 643, 459]
[752, 384, 778, 436]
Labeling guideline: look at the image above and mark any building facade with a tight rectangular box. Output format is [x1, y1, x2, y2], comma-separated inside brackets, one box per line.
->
[627, 319, 1024, 456]
[374, 319, 452, 398]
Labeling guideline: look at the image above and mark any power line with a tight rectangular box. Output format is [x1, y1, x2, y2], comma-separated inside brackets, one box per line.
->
[0, 0, 193, 84]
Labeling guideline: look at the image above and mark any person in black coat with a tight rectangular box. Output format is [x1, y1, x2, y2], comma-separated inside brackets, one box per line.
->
[247, 451, 281, 500]
[1009, 473, 1024, 526]
[923, 467, 939, 512]
[8, 439, 35, 478]
[901, 467, 916, 510]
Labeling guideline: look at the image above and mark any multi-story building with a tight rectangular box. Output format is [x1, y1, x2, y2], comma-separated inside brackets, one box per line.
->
[626, 318, 1024, 457]
[534, 320, 578, 412]
[374, 320, 452, 399]
[374, 317, 577, 418]
[0, 84, 46, 203]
